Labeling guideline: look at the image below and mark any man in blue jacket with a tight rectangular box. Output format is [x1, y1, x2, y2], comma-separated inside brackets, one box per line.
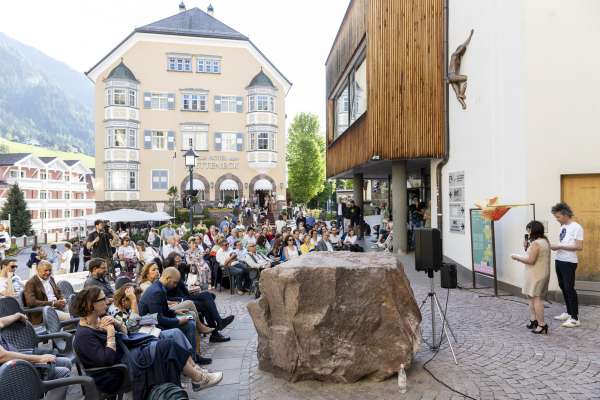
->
[139, 267, 210, 365]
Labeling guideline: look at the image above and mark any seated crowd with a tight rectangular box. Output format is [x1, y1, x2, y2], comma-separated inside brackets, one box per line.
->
[0, 211, 365, 399]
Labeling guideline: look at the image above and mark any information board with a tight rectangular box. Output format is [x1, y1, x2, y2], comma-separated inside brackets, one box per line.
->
[449, 171, 465, 233]
[470, 209, 496, 277]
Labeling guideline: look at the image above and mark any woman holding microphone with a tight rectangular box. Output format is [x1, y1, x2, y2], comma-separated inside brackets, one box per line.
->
[511, 221, 551, 334]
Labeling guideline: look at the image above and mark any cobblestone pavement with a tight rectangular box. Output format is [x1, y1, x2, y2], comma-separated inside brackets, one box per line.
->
[191, 253, 600, 400]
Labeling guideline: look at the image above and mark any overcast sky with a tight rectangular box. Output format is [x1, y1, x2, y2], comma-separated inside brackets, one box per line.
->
[0, 0, 349, 131]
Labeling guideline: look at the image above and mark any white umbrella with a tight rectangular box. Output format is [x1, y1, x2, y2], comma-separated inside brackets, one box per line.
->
[84, 209, 155, 223]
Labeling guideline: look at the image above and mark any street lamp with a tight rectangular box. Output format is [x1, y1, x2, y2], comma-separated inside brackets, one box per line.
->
[184, 148, 198, 231]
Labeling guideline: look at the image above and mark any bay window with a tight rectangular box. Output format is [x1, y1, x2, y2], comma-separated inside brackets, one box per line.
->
[249, 95, 275, 113]
[107, 128, 137, 148]
[106, 170, 138, 191]
[106, 88, 137, 107]
[248, 127, 276, 151]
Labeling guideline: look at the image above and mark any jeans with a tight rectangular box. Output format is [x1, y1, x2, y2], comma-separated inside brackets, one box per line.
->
[229, 262, 251, 290]
[185, 291, 223, 329]
[46, 357, 72, 400]
[555, 260, 579, 320]
[336, 216, 344, 233]
[69, 256, 79, 273]
[178, 319, 197, 361]
[160, 328, 193, 353]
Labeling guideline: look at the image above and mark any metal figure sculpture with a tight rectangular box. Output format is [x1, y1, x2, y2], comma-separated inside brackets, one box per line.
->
[448, 29, 474, 110]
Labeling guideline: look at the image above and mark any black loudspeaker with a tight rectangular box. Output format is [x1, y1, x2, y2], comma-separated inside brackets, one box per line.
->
[415, 228, 443, 272]
[440, 263, 458, 289]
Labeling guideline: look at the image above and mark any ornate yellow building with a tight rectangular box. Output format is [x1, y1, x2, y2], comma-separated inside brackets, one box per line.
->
[86, 4, 291, 212]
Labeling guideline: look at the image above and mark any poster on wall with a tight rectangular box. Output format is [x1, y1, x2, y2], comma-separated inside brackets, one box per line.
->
[449, 171, 465, 233]
[470, 209, 496, 277]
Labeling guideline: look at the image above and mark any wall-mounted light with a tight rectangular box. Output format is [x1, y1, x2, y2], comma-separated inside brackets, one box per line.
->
[279, 182, 284, 189]
[210, 182, 214, 189]
[244, 182, 249, 189]
[371, 155, 381, 161]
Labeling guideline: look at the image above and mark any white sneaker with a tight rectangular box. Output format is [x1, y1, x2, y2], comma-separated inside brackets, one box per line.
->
[553, 313, 570, 321]
[561, 318, 581, 328]
[192, 371, 223, 391]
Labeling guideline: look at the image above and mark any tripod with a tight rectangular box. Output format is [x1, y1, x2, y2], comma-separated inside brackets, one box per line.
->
[419, 269, 459, 365]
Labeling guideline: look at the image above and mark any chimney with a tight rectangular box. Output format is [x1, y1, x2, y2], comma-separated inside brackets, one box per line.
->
[207, 3, 214, 17]
[179, 1, 186, 12]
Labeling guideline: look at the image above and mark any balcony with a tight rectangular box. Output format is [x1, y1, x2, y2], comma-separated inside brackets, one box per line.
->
[105, 148, 139, 162]
[247, 112, 278, 126]
[5, 177, 88, 191]
[247, 151, 278, 170]
[105, 106, 139, 121]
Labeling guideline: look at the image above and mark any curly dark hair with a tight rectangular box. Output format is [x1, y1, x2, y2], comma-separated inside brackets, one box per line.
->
[551, 202, 574, 217]
[71, 286, 102, 317]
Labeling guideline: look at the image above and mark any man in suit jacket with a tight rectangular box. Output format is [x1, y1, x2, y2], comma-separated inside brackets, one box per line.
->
[23, 260, 69, 324]
[138, 267, 208, 364]
[315, 231, 335, 252]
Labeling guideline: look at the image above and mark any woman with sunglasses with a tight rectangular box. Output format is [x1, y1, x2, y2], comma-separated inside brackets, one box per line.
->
[281, 235, 300, 261]
[72, 286, 222, 399]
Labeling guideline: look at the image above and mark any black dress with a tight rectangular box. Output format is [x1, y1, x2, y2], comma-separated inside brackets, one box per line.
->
[73, 325, 191, 400]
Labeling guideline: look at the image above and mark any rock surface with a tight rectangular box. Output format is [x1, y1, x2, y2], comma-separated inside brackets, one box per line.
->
[247, 252, 421, 383]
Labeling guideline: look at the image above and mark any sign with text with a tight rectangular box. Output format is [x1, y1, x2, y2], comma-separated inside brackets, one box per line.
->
[196, 155, 240, 170]
[470, 209, 496, 277]
[449, 171, 465, 233]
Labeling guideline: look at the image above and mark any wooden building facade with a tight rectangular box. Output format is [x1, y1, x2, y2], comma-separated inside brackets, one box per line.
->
[325, 0, 446, 178]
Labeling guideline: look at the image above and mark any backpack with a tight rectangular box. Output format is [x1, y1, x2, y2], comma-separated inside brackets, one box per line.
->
[147, 383, 189, 400]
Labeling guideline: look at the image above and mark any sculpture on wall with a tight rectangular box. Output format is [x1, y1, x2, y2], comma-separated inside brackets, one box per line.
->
[448, 29, 474, 110]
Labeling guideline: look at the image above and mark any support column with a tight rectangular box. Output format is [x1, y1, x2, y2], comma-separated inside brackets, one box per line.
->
[352, 173, 364, 238]
[392, 161, 408, 254]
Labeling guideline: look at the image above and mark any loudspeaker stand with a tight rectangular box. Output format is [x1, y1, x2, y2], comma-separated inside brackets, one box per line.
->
[419, 270, 458, 365]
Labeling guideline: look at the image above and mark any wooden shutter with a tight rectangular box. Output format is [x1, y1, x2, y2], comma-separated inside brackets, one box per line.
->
[214, 96, 221, 112]
[144, 92, 151, 108]
[236, 133, 244, 152]
[144, 130, 152, 149]
[214, 132, 222, 151]
[167, 131, 176, 150]
[167, 93, 175, 110]
[236, 96, 243, 113]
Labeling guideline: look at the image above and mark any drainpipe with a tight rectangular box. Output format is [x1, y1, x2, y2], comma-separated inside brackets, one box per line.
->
[436, 0, 450, 231]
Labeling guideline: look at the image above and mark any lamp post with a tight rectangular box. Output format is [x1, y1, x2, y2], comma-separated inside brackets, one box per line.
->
[184, 148, 198, 231]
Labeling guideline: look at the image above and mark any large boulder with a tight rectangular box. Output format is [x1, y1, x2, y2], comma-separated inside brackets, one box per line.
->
[247, 252, 421, 383]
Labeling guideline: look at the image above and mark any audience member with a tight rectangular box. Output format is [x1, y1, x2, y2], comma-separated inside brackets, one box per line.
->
[84, 258, 115, 301]
[315, 231, 335, 252]
[215, 239, 250, 294]
[0, 258, 23, 297]
[23, 260, 70, 323]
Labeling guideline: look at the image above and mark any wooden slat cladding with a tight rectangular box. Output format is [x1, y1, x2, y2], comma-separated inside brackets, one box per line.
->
[326, 0, 445, 178]
[325, 0, 367, 98]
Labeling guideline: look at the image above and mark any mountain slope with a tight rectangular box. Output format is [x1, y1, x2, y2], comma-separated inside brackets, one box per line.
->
[0, 32, 94, 155]
[0, 137, 94, 168]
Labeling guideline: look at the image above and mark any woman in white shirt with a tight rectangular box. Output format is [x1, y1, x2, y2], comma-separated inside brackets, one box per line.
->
[58, 243, 73, 274]
[344, 229, 363, 252]
[136, 241, 160, 265]
[282, 236, 300, 261]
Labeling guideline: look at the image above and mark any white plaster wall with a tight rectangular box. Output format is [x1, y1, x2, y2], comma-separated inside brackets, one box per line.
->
[443, 0, 529, 289]
[524, 0, 600, 290]
[442, 0, 600, 292]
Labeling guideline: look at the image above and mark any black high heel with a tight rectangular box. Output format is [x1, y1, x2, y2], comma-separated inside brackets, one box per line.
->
[526, 320, 538, 329]
[532, 324, 548, 335]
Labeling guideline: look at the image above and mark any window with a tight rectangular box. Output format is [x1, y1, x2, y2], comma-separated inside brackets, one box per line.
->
[151, 131, 166, 150]
[113, 88, 126, 105]
[167, 56, 192, 72]
[182, 93, 208, 112]
[197, 57, 221, 73]
[249, 130, 275, 151]
[221, 133, 238, 152]
[151, 93, 169, 110]
[40, 210, 47, 219]
[106, 170, 138, 190]
[129, 90, 137, 107]
[151, 170, 169, 190]
[64, 210, 71, 218]
[107, 128, 137, 148]
[9, 170, 17, 178]
[64, 174, 70, 182]
[40, 170, 47, 180]
[64, 192, 70, 200]
[335, 82, 350, 136]
[40, 191, 48, 200]
[219, 96, 237, 112]
[181, 125, 209, 151]
[334, 54, 367, 137]
[248, 95, 275, 112]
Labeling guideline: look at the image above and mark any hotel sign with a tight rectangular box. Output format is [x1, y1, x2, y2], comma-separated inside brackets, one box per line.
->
[196, 156, 240, 170]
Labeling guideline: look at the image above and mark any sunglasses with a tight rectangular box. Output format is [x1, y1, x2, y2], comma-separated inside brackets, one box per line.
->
[95, 297, 107, 303]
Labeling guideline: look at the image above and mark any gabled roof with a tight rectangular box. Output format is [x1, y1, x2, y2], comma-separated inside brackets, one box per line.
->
[0, 153, 30, 166]
[247, 69, 276, 89]
[136, 7, 248, 41]
[64, 160, 80, 167]
[106, 60, 139, 82]
[38, 157, 57, 164]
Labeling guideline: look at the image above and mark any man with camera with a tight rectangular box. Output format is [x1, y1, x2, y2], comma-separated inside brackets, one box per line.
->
[85, 220, 118, 279]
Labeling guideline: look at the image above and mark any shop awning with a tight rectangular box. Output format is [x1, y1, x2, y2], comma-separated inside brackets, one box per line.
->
[254, 178, 273, 191]
[219, 179, 238, 191]
[192, 179, 205, 191]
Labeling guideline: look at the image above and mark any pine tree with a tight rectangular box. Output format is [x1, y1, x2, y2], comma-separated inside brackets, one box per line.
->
[0, 184, 32, 236]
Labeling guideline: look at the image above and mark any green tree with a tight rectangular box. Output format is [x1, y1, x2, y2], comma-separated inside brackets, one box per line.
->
[0, 143, 8, 154]
[0, 184, 31, 236]
[167, 186, 179, 214]
[287, 113, 325, 203]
